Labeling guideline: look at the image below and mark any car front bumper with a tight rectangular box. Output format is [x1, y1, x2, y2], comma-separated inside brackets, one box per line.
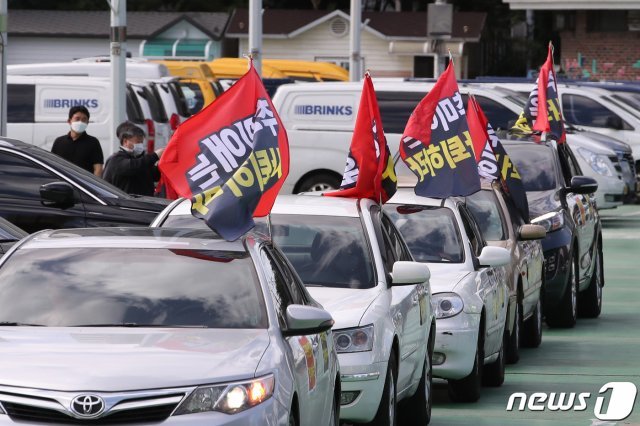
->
[593, 174, 625, 210]
[338, 352, 387, 423]
[432, 312, 481, 381]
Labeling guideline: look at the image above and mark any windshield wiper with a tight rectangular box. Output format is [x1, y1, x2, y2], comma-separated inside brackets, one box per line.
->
[71, 323, 209, 328]
[0, 322, 44, 326]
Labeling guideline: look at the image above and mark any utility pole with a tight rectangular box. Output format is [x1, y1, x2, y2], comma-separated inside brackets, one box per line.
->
[249, 0, 262, 76]
[108, 0, 126, 153]
[0, 0, 7, 136]
[349, 0, 362, 81]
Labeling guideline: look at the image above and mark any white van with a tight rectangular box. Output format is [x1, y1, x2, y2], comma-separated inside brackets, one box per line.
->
[271, 80, 626, 208]
[7, 61, 170, 79]
[5, 75, 145, 157]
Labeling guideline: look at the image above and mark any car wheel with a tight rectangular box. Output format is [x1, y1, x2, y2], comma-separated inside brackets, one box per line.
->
[522, 291, 543, 348]
[506, 300, 521, 364]
[371, 352, 397, 426]
[448, 334, 482, 403]
[483, 329, 506, 387]
[399, 352, 432, 425]
[296, 173, 341, 193]
[578, 243, 603, 318]
[546, 251, 578, 328]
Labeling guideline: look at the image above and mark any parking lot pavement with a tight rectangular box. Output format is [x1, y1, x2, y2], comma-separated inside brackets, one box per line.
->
[426, 205, 640, 425]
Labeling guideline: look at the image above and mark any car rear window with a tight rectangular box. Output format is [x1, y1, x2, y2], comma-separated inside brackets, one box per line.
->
[384, 205, 464, 263]
[269, 214, 375, 289]
[0, 247, 267, 328]
[505, 144, 558, 191]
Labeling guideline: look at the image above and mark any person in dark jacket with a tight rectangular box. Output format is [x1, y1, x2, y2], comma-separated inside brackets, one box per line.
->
[103, 123, 164, 196]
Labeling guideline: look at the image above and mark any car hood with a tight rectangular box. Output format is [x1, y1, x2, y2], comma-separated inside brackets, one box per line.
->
[108, 195, 171, 212]
[425, 264, 472, 293]
[526, 189, 561, 219]
[0, 328, 269, 391]
[566, 133, 616, 156]
[571, 130, 631, 154]
[306, 286, 380, 329]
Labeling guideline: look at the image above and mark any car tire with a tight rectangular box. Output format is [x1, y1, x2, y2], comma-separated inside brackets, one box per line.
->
[546, 251, 578, 328]
[448, 334, 482, 403]
[522, 292, 543, 348]
[371, 352, 397, 426]
[399, 352, 432, 425]
[296, 173, 341, 193]
[483, 329, 506, 387]
[330, 386, 340, 426]
[506, 300, 521, 364]
[578, 242, 603, 318]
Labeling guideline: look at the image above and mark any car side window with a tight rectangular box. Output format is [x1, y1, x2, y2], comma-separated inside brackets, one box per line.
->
[471, 95, 519, 130]
[458, 206, 483, 257]
[381, 213, 413, 261]
[377, 91, 425, 134]
[557, 144, 580, 186]
[260, 248, 295, 328]
[562, 94, 632, 130]
[0, 151, 59, 199]
[7, 84, 35, 123]
[371, 205, 396, 272]
[270, 246, 308, 306]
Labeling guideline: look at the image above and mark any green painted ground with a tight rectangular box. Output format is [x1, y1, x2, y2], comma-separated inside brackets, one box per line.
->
[428, 205, 640, 426]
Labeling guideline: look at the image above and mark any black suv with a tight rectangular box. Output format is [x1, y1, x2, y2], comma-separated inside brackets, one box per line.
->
[503, 138, 603, 328]
[0, 138, 170, 233]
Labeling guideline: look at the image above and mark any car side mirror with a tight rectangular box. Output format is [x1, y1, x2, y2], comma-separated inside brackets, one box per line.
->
[477, 246, 511, 268]
[282, 305, 334, 337]
[391, 261, 431, 286]
[40, 181, 75, 207]
[518, 224, 546, 241]
[605, 115, 624, 130]
[569, 176, 598, 195]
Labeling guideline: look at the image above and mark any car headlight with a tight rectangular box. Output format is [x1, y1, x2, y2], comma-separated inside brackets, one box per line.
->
[577, 147, 615, 177]
[333, 325, 374, 353]
[431, 293, 464, 319]
[173, 374, 274, 415]
[531, 211, 564, 233]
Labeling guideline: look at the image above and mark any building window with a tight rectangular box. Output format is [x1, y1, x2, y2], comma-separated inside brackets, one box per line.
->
[586, 10, 627, 32]
[414, 56, 435, 78]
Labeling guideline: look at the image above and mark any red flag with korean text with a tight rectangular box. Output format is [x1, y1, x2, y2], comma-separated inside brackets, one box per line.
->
[324, 74, 397, 203]
[513, 43, 566, 143]
[399, 62, 480, 198]
[158, 63, 289, 241]
[468, 96, 530, 222]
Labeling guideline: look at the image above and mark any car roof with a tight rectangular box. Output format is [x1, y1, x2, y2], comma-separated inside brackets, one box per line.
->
[386, 187, 458, 209]
[271, 194, 361, 217]
[20, 227, 256, 251]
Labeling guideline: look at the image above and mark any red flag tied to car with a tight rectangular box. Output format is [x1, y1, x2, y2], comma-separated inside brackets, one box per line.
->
[468, 96, 530, 222]
[158, 62, 289, 241]
[513, 43, 566, 143]
[324, 74, 397, 203]
[399, 62, 480, 198]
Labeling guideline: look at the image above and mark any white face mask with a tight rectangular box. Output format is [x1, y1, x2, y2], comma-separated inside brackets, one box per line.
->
[133, 143, 145, 155]
[70, 121, 88, 134]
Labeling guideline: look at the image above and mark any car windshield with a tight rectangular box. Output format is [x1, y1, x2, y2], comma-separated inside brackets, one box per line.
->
[465, 189, 507, 241]
[384, 205, 464, 263]
[0, 247, 267, 328]
[269, 214, 375, 289]
[504, 144, 557, 191]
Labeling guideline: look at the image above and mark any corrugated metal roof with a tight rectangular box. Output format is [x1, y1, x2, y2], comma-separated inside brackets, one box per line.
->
[7, 10, 230, 39]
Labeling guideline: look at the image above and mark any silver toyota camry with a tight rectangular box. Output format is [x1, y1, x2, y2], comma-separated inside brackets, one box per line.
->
[0, 227, 339, 425]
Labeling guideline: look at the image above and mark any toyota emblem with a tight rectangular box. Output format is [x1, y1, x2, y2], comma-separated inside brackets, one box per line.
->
[70, 394, 105, 418]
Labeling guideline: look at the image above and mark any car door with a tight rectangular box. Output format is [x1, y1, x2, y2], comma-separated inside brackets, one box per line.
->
[371, 205, 424, 392]
[259, 247, 328, 423]
[0, 149, 87, 233]
[458, 205, 504, 357]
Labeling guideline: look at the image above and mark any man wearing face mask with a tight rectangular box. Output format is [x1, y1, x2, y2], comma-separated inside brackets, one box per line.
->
[102, 122, 164, 196]
[51, 106, 104, 176]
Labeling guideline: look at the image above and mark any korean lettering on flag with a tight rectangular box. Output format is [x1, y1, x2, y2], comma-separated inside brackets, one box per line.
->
[158, 63, 289, 241]
[325, 73, 397, 203]
[515, 43, 566, 143]
[399, 62, 480, 198]
[468, 96, 530, 222]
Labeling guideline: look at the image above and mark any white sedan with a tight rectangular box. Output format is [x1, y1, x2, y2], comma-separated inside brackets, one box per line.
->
[384, 188, 511, 403]
[151, 195, 436, 426]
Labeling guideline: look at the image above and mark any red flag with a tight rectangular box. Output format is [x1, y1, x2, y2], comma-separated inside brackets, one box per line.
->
[158, 63, 289, 240]
[516, 43, 566, 143]
[399, 62, 480, 198]
[467, 96, 500, 181]
[324, 74, 397, 203]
